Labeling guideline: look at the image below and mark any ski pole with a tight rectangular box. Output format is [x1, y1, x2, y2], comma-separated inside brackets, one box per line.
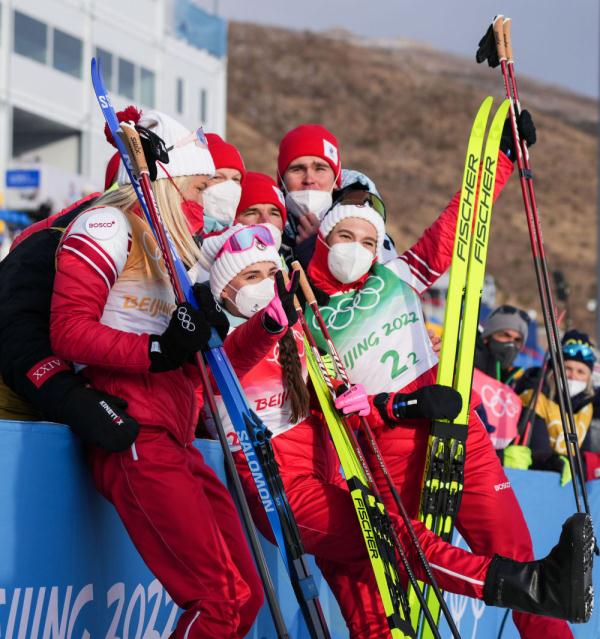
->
[491, 17, 590, 513]
[117, 122, 291, 638]
[515, 352, 549, 447]
[291, 263, 463, 639]
[515, 310, 566, 446]
[91, 58, 333, 637]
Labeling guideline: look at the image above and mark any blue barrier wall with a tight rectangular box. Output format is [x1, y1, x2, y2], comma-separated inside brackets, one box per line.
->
[0, 420, 598, 638]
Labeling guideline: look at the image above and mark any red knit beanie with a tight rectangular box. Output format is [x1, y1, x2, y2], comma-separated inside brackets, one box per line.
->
[277, 124, 342, 186]
[104, 152, 121, 190]
[205, 133, 247, 181]
[236, 172, 287, 226]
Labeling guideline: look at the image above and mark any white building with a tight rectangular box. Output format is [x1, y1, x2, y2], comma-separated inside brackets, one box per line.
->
[0, 0, 227, 214]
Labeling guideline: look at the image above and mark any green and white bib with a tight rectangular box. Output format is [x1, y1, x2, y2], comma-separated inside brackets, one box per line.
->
[306, 262, 438, 394]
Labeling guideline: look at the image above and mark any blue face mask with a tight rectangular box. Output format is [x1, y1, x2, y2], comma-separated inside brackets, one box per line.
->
[203, 216, 228, 234]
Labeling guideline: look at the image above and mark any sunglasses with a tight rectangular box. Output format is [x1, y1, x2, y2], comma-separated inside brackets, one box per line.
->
[216, 225, 276, 258]
[563, 341, 596, 363]
[493, 305, 530, 323]
[336, 189, 386, 221]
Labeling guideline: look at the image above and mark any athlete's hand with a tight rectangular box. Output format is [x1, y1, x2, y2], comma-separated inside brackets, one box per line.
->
[296, 213, 320, 243]
[428, 329, 442, 354]
[148, 303, 212, 372]
[58, 385, 140, 451]
[500, 109, 536, 161]
[263, 270, 300, 333]
[374, 384, 462, 424]
[335, 384, 370, 417]
[193, 283, 230, 342]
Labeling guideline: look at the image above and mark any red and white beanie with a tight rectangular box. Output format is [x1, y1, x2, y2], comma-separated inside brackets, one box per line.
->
[277, 124, 342, 186]
[236, 172, 287, 226]
[199, 223, 282, 299]
[117, 110, 215, 185]
[205, 133, 247, 182]
[319, 204, 386, 258]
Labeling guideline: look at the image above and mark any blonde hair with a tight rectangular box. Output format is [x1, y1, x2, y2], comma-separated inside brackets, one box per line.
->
[92, 177, 201, 268]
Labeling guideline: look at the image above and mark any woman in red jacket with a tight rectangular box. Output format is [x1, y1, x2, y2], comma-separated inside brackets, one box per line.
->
[199, 222, 592, 639]
[50, 110, 263, 639]
[302, 170, 592, 637]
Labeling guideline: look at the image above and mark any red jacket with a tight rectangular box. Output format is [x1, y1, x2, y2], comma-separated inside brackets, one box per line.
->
[50, 205, 202, 444]
[309, 151, 513, 296]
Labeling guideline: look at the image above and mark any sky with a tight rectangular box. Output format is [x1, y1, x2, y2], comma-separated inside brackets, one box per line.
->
[199, 0, 599, 99]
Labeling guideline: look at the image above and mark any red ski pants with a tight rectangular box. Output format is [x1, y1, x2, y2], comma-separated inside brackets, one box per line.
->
[368, 409, 573, 639]
[236, 418, 497, 639]
[90, 427, 263, 639]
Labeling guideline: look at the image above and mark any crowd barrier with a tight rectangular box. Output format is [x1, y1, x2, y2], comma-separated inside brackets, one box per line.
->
[1, 420, 598, 638]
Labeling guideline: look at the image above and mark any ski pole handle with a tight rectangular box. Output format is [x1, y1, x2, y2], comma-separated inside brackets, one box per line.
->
[120, 122, 149, 177]
[291, 261, 316, 306]
[493, 15, 507, 62]
[502, 17, 513, 63]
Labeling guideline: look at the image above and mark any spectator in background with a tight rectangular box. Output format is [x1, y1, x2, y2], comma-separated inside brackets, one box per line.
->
[235, 171, 287, 232]
[202, 133, 246, 234]
[475, 305, 529, 385]
[505, 330, 598, 484]
[473, 305, 529, 443]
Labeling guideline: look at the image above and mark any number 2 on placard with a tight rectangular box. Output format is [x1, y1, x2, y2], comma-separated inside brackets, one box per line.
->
[380, 350, 418, 379]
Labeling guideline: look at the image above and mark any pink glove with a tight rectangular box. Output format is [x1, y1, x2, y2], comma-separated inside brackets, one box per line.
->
[263, 271, 299, 330]
[334, 384, 371, 417]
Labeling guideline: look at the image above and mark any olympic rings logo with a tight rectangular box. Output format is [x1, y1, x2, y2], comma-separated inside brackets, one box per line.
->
[177, 306, 196, 332]
[481, 384, 520, 419]
[315, 276, 385, 331]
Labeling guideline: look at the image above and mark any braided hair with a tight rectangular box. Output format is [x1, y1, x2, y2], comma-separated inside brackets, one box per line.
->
[278, 329, 310, 424]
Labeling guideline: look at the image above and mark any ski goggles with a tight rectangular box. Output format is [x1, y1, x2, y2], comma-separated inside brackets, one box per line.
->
[492, 305, 530, 323]
[216, 225, 277, 258]
[563, 341, 596, 363]
[166, 126, 209, 152]
[335, 189, 386, 221]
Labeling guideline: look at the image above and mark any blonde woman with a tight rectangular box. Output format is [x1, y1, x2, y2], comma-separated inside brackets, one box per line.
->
[49, 110, 263, 639]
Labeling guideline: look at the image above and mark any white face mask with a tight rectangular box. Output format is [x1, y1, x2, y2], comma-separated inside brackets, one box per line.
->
[203, 180, 242, 225]
[231, 277, 275, 318]
[285, 189, 332, 220]
[567, 378, 587, 397]
[327, 242, 374, 284]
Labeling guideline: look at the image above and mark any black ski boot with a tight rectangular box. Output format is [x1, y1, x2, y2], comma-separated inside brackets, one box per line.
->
[483, 513, 595, 623]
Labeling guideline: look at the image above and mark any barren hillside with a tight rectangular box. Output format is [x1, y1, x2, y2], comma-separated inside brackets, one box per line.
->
[226, 22, 598, 335]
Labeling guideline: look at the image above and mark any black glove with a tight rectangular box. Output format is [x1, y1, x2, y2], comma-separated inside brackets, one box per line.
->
[56, 384, 139, 451]
[136, 125, 169, 182]
[149, 303, 212, 372]
[500, 109, 536, 161]
[263, 270, 300, 333]
[475, 22, 500, 68]
[374, 384, 463, 424]
[192, 283, 230, 342]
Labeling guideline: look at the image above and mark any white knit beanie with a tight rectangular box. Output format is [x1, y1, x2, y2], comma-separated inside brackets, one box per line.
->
[118, 110, 215, 185]
[319, 203, 386, 258]
[199, 223, 282, 299]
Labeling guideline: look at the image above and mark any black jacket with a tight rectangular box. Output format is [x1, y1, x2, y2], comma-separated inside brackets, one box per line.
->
[0, 197, 97, 419]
